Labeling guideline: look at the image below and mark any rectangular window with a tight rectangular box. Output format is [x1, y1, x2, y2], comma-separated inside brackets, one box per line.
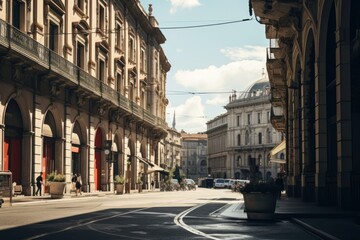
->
[76, 42, 85, 69]
[115, 23, 122, 49]
[267, 111, 270, 123]
[140, 48, 146, 72]
[247, 114, 251, 125]
[258, 112, 261, 124]
[49, 22, 58, 52]
[129, 37, 135, 62]
[116, 73, 122, 93]
[98, 60, 105, 82]
[99, 5, 105, 32]
[237, 115, 240, 126]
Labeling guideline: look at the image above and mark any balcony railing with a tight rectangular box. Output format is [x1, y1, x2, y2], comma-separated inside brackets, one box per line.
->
[0, 18, 167, 132]
[50, 50, 78, 85]
[10, 26, 49, 68]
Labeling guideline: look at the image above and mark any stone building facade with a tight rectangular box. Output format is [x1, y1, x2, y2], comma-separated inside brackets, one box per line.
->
[181, 133, 208, 181]
[0, 1, 170, 195]
[251, 0, 360, 210]
[207, 77, 282, 180]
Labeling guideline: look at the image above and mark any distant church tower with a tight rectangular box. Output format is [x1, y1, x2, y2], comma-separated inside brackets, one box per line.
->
[172, 111, 176, 129]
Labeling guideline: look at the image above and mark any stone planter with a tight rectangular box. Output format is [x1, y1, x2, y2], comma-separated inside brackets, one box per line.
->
[243, 192, 277, 220]
[115, 183, 124, 195]
[49, 182, 66, 199]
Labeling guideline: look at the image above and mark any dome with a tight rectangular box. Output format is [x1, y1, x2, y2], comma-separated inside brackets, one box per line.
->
[239, 77, 270, 99]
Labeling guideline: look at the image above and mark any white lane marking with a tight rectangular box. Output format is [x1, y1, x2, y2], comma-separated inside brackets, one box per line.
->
[24, 208, 147, 240]
[174, 203, 221, 240]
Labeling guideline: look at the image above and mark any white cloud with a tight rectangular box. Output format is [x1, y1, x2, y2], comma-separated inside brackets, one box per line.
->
[169, 0, 201, 13]
[220, 45, 266, 61]
[167, 96, 207, 133]
[174, 60, 265, 93]
[168, 45, 267, 133]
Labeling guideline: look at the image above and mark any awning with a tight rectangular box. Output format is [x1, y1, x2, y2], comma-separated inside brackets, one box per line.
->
[42, 124, 53, 137]
[137, 156, 154, 166]
[270, 158, 286, 164]
[270, 140, 286, 156]
[270, 140, 286, 164]
[146, 163, 165, 174]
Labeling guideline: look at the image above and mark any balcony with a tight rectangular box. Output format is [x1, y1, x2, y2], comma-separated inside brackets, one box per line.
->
[0, 18, 167, 134]
[251, 0, 301, 22]
[271, 106, 285, 132]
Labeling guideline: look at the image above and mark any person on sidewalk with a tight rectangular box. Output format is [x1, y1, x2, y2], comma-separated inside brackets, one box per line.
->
[35, 172, 43, 196]
[75, 173, 82, 196]
[71, 173, 77, 193]
[151, 180, 155, 191]
[275, 174, 284, 200]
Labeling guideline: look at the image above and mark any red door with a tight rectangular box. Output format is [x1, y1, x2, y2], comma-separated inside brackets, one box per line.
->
[4, 138, 9, 171]
[42, 138, 55, 181]
[94, 150, 101, 190]
[4, 137, 21, 183]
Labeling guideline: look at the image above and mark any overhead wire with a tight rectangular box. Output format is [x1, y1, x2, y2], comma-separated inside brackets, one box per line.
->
[43, 18, 253, 35]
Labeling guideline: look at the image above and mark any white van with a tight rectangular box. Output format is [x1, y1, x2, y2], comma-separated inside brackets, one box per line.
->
[213, 178, 225, 188]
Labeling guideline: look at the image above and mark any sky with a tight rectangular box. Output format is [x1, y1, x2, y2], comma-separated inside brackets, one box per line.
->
[140, 0, 268, 133]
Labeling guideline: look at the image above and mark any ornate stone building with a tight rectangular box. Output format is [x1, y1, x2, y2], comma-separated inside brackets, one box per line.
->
[0, 1, 170, 195]
[207, 77, 282, 180]
[181, 133, 208, 181]
[251, 0, 360, 210]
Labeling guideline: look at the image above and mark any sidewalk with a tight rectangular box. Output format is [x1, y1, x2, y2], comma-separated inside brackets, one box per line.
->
[1, 189, 152, 206]
[220, 196, 360, 240]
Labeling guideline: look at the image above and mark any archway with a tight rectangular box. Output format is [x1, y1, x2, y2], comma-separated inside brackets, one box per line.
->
[42, 111, 57, 182]
[4, 99, 23, 184]
[302, 29, 316, 202]
[325, 2, 338, 205]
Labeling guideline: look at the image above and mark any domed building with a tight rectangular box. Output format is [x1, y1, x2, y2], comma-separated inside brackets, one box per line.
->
[207, 76, 283, 181]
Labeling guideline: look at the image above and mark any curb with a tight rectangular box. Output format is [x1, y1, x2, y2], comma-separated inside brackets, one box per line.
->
[292, 218, 340, 240]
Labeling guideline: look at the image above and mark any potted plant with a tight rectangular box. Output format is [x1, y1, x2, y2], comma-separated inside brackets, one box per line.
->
[47, 171, 66, 199]
[240, 181, 280, 220]
[114, 175, 125, 195]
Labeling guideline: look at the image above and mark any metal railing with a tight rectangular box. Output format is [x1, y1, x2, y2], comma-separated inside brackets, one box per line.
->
[0, 18, 167, 131]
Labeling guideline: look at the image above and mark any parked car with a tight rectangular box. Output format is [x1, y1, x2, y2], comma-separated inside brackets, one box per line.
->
[224, 179, 231, 188]
[231, 179, 250, 192]
[213, 178, 225, 188]
[185, 179, 196, 190]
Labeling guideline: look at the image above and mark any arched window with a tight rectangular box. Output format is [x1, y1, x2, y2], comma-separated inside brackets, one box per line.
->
[245, 131, 249, 145]
[266, 128, 271, 143]
[258, 132, 262, 144]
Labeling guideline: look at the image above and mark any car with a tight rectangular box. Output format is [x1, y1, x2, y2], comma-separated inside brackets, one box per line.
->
[231, 179, 250, 192]
[185, 179, 196, 190]
[224, 179, 231, 188]
[213, 178, 225, 188]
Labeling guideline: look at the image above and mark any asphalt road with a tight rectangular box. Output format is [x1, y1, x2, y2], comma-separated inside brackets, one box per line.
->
[0, 188, 322, 240]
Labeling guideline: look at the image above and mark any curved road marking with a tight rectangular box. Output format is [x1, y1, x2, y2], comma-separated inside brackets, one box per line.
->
[24, 208, 147, 240]
[174, 203, 221, 240]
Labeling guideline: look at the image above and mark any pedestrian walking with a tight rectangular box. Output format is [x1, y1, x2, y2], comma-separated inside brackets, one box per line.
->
[75, 173, 82, 196]
[35, 172, 43, 196]
[151, 180, 155, 191]
[71, 173, 77, 193]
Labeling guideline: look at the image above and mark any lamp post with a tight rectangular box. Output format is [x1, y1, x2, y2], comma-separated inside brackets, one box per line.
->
[104, 140, 112, 191]
[125, 155, 131, 194]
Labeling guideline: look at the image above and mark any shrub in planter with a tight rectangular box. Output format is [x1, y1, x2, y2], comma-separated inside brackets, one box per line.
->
[47, 171, 66, 199]
[240, 182, 280, 220]
[114, 175, 125, 195]
[240, 182, 280, 194]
